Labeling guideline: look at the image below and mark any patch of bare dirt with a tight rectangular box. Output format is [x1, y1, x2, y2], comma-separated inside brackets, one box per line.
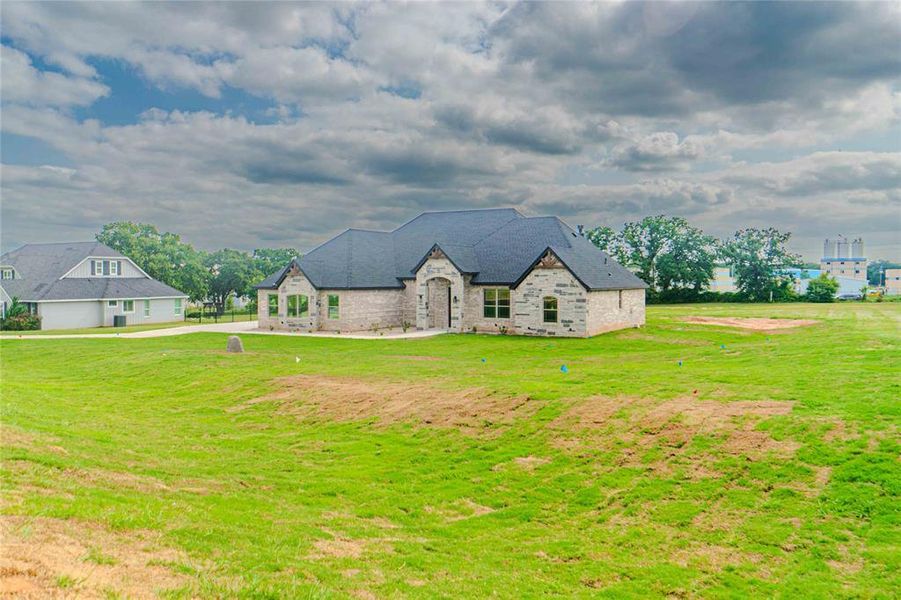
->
[617, 332, 706, 346]
[670, 544, 762, 571]
[513, 456, 550, 470]
[552, 395, 796, 474]
[681, 316, 818, 331]
[310, 538, 366, 559]
[0, 515, 193, 599]
[426, 498, 495, 523]
[235, 375, 540, 434]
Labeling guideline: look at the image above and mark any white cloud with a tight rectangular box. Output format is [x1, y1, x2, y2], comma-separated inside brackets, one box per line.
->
[1, 45, 109, 107]
[0, 1, 898, 260]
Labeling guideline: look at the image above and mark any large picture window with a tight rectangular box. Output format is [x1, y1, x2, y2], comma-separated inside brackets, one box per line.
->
[268, 294, 278, 317]
[543, 296, 558, 323]
[287, 294, 309, 318]
[483, 288, 510, 319]
[328, 294, 339, 319]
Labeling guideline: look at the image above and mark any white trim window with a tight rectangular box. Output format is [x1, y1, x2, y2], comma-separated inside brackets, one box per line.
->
[174, 298, 182, 316]
[91, 259, 123, 277]
[108, 300, 118, 308]
[122, 300, 135, 313]
[143, 299, 151, 317]
[0, 268, 13, 280]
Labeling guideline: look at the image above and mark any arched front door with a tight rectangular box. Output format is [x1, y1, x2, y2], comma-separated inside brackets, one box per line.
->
[426, 277, 452, 329]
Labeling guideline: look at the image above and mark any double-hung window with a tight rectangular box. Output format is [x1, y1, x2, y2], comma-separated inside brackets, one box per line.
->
[144, 300, 151, 317]
[122, 300, 135, 313]
[327, 294, 339, 319]
[287, 294, 309, 318]
[174, 298, 182, 316]
[268, 294, 279, 317]
[543, 296, 558, 323]
[483, 288, 510, 319]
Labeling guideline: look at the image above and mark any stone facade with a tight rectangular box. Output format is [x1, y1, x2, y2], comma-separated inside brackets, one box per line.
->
[258, 253, 646, 337]
[414, 251, 465, 332]
[258, 267, 408, 333]
[513, 262, 588, 337]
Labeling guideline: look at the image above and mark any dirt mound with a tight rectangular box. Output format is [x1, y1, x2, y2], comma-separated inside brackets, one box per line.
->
[0, 516, 192, 599]
[682, 316, 818, 330]
[237, 375, 540, 434]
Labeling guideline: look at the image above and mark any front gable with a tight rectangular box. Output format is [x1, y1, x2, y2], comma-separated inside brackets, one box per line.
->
[410, 244, 469, 279]
[61, 256, 149, 279]
[512, 248, 589, 291]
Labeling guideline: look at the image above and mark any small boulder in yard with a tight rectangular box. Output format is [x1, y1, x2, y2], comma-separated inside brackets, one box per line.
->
[226, 336, 244, 353]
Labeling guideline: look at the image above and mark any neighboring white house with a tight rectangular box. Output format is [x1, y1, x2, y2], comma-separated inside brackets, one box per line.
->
[0, 242, 188, 330]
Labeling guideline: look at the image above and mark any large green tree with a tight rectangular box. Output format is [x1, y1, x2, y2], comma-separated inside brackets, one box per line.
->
[97, 222, 209, 301]
[805, 274, 839, 303]
[205, 249, 262, 314]
[253, 248, 299, 279]
[867, 260, 901, 286]
[589, 216, 716, 296]
[720, 228, 800, 301]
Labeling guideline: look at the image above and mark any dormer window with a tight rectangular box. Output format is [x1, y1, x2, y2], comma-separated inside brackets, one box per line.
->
[91, 259, 123, 277]
[0, 268, 13, 280]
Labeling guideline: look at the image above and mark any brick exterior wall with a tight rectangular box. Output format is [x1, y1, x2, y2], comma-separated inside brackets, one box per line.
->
[316, 288, 406, 332]
[462, 276, 514, 333]
[257, 257, 645, 336]
[585, 288, 645, 336]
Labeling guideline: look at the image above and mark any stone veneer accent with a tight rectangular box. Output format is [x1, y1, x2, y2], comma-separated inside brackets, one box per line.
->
[513, 266, 587, 337]
[257, 256, 646, 336]
[415, 254, 464, 332]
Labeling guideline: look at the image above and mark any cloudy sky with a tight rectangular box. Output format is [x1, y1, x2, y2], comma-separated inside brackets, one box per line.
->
[1, 1, 899, 260]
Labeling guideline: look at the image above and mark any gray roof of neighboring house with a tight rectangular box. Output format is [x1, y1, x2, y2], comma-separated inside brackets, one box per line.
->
[0, 242, 188, 302]
[257, 208, 647, 291]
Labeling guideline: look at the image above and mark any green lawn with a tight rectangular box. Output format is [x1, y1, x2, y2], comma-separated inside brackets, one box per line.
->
[1, 312, 255, 336]
[0, 319, 192, 336]
[1, 303, 898, 598]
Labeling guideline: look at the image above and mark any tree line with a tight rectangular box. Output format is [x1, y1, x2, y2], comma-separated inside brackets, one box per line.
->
[586, 216, 829, 303]
[97, 217, 872, 311]
[96, 222, 297, 313]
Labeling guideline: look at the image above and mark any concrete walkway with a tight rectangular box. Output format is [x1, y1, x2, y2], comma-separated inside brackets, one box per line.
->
[2, 321, 447, 340]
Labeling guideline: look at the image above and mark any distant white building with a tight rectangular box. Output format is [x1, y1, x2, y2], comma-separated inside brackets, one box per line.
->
[885, 268, 901, 296]
[709, 265, 737, 293]
[820, 236, 867, 281]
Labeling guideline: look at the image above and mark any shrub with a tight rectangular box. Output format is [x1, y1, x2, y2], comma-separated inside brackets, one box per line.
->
[805, 274, 839, 303]
[1, 313, 41, 330]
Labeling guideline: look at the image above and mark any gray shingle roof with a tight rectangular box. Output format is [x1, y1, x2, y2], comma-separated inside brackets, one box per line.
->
[0, 242, 188, 301]
[259, 209, 647, 291]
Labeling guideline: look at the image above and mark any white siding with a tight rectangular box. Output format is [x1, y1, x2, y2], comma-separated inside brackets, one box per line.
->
[65, 257, 145, 278]
[101, 297, 184, 326]
[38, 301, 103, 329]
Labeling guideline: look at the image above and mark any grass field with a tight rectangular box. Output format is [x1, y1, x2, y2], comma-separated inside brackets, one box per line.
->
[1, 303, 899, 598]
[0, 320, 193, 336]
[1, 311, 255, 337]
